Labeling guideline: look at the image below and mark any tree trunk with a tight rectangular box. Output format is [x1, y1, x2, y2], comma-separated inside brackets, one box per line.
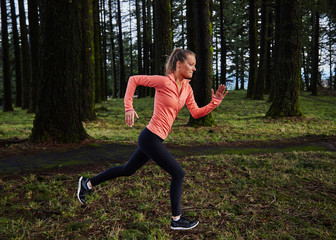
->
[109, 0, 118, 98]
[188, 0, 216, 127]
[186, 0, 196, 88]
[1, 0, 14, 112]
[264, 5, 273, 94]
[81, 0, 96, 121]
[246, 0, 258, 98]
[153, 0, 172, 75]
[311, 4, 319, 96]
[219, 0, 227, 85]
[18, 0, 32, 110]
[93, 0, 101, 102]
[266, 0, 302, 118]
[100, 0, 107, 101]
[117, 0, 126, 97]
[9, 0, 23, 107]
[27, 0, 40, 113]
[31, 0, 87, 143]
[253, 0, 269, 100]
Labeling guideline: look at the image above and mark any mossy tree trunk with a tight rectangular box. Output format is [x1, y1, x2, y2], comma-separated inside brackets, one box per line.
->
[27, 0, 40, 113]
[188, 0, 216, 127]
[9, 0, 23, 108]
[81, 0, 96, 121]
[18, 0, 32, 110]
[93, 0, 101, 102]
[109, 0, 118, 98]
[253, 0, 269, 100]
[266, 0, 303, 118]
[153, 0, 172, 75]
[186, 0, 197, 88]
[31, 0, 87, 143]
[1, 0, 14, 112]
[117, 0, 126, 98]
[311, 2, 319, 96]
[219, 0, 227, 86]
[246, 0, 258, 99]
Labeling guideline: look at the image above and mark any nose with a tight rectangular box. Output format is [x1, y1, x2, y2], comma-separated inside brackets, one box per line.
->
[193, 66, 196, 71]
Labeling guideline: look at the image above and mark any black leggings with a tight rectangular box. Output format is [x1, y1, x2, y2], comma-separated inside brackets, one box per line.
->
[90, 128, 185, 216]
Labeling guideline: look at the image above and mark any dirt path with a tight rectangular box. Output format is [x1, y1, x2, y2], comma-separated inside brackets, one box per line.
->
[0, 136, 335, 174]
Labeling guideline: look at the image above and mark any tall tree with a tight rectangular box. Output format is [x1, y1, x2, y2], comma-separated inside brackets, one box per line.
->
[99, 0, 107, 101]
[81, 0, 96, 121]
[27, 0, 40, 113]
[186, 0, 196, 89]
[117, 0, 126, 97]
[153, 0, 172, 75]
[109, 0, 118, 98]
[31, 0, 87, 143]
[266, 0, 302, 118]
[253, 0, 269, 100]
[311, 2, 319, 96]
[1, 0, 14, 112]
[93, 0, 101, 102]
[18, 0, 32, 110]
[219, 0, 227, 85]
[9, 0, 22, 107]
[246, 0, 258, 98]
[188, 0, 216, 127]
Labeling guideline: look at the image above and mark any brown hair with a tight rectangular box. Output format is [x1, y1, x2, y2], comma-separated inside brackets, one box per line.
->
[165, 48, 195, 75]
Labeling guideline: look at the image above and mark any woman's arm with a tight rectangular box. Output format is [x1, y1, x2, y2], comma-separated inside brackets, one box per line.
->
[186, 84, 228, 119]
[124, 75, 165, 127]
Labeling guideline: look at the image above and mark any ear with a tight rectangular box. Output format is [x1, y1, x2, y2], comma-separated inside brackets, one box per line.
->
[176, 60, 181, 68]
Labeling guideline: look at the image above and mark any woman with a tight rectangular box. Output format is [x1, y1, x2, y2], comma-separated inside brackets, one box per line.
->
[77, 48, 228, 230]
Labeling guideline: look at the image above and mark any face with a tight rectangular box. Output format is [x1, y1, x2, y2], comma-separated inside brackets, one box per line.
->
[177, 54, 196, 79]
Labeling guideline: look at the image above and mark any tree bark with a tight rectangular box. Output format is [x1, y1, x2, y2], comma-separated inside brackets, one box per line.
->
[109, 0, 118, 98]
[266, 0, 302, 118]
[188, 0, 216, 127]
[81, 0, 96, 121]
[246, 0, 258, 98]
[1, 0, 14, 111]
[9, 0, 22, 107]
[31, 0, 87, 143]
[186, 0, 196, 88]
[27, 0, 40, 113]
[117, 0, 126, 97]
[153, 0, 172, 75]
[311, 3, 319, 96]
[219, 0, 227, 85]
[93, 0, 101, 102]
[18, 0, 32, 110]
[253, 0, 269, 100]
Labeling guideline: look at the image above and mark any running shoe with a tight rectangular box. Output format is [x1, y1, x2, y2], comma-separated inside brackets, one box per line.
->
[171, 215, 199, 230]
[77, 176, 91, 204]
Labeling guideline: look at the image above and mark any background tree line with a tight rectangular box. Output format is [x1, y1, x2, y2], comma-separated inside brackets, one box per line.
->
[0, 0, 336, 143]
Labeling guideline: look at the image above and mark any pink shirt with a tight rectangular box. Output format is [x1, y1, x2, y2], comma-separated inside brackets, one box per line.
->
[124, 74, 222, 140]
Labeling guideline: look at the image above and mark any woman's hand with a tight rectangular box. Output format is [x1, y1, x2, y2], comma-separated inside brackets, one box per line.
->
[212, 84, 228, 100]
[125, 110, 139, 127]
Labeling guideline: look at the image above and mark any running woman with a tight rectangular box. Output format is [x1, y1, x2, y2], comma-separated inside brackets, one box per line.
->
[77, 48, 228, 230]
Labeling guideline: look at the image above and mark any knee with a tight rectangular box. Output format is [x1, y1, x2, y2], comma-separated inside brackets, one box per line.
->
[174, 168, 185, 181]
[121, 165, 136, 177]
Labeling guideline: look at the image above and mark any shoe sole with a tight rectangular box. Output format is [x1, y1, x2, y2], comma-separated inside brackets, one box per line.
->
[171, 221, 199, 230]
[77, 176, 85, 204]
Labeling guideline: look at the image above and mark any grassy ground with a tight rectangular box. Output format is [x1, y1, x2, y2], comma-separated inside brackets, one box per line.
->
[0, 152, 335, 239]
[1, 90, 335, 145]
[0, 90, 335, 239]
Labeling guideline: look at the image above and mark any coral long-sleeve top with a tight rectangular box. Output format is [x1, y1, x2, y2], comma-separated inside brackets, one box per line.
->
[124, 74, 222, 140]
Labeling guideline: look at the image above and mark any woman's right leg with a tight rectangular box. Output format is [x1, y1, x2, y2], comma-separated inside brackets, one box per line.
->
[90, 147, 149, 186]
